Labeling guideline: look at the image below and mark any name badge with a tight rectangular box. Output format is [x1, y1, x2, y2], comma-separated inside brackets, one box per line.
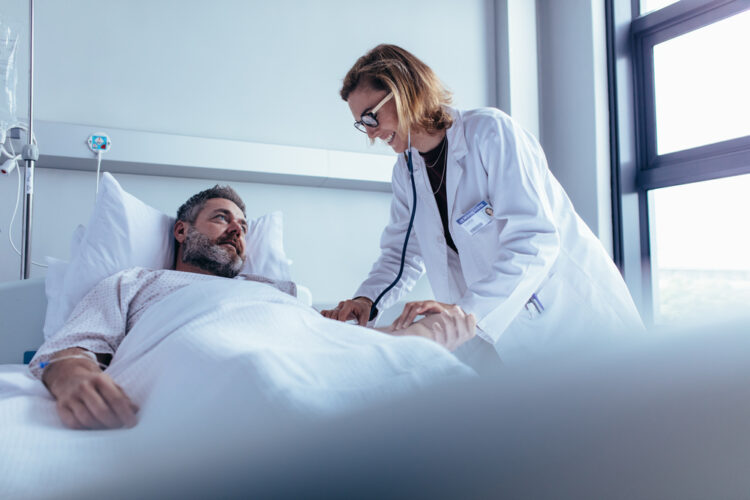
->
[456, 201, 494, 235]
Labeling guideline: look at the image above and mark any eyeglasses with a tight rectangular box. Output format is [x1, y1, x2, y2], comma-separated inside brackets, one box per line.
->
[353, 92, 393, 133]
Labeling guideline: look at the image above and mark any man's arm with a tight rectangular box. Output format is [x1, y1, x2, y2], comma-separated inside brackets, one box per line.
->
[29, 269, 153, 429]
[42, 347, 138, 429]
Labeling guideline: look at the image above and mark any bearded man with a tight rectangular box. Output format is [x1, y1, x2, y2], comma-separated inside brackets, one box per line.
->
[29, 185, 298, 430]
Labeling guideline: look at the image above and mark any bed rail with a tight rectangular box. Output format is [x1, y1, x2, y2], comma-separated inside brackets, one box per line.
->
[0, 278, 46, 364]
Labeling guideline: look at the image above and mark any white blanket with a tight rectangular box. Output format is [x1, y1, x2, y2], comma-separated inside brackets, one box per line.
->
[0, 279, 474, 499]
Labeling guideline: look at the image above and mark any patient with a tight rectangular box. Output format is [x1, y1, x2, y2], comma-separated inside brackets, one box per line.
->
[31, 185, 475, 430]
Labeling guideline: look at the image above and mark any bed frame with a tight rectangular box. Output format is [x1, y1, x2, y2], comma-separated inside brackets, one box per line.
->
[0, 278, 313, 365]
[0, 278, 46, 364]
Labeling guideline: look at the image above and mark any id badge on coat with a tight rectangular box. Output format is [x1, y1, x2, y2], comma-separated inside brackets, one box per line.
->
[457, 200, 494, 235]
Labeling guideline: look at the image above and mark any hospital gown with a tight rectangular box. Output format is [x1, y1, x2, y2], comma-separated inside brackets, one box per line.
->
[29, 267, 297, 379]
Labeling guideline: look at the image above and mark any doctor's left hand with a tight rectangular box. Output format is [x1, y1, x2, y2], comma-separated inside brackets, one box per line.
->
[321, 296, 373, 326]
[393, 300, 457, 330]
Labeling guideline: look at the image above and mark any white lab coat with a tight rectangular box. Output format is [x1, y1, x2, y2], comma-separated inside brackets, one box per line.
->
[355, 107, 644, 362]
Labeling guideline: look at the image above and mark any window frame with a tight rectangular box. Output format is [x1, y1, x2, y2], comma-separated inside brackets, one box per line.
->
[607, 0, 750, 323]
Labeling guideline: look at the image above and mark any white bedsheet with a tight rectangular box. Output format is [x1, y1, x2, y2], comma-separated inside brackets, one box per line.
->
[0, 279, 474, 499]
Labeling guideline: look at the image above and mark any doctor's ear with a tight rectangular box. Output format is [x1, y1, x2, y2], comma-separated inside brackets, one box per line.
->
[174, 220, 188, 243]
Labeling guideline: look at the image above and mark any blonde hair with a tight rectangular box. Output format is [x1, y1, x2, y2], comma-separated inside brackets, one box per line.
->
[341, 44, 453, 138]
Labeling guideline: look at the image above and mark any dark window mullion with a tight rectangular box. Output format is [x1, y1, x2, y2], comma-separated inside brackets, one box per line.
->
[649, 135, 750, 171]
[631, 0, 741, 36]
[638, 148, 750, 189]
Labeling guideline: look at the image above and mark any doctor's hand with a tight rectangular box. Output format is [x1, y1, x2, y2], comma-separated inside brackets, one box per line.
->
[321, 296, 373, 326]
[386, 305, 476, 351]
[42, 348, 139, 430]
[392, 300, 457, 330]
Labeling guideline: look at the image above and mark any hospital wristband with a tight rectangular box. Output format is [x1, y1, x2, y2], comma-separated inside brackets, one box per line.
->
[38, 352, 107, 371]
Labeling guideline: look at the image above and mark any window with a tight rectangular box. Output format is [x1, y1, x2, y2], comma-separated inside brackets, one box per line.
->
[649, 174, 750, 326]
[653, 10, 750, 155]
[607, 0, 750, 325]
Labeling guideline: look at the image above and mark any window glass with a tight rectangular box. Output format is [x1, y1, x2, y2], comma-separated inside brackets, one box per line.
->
[640, 0, 679, 15]
[653, 9, 750, 155]
[649, 174, 750, 326]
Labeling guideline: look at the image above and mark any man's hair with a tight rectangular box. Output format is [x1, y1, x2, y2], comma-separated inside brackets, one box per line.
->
[176, 185, 246, 224]
[340, 44, 453, 139]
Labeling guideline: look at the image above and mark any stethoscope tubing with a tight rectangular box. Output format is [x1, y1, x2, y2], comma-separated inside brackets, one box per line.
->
[369, 137, 418, 321]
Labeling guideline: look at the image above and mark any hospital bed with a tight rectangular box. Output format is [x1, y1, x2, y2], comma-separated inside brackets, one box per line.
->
[0, 264, 475, 499]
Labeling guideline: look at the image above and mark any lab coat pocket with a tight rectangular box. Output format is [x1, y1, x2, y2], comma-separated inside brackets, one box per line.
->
[523, 270, 557, 321]
[516, 269, 578, 346]
[498, 273, 567, 361]
[530, 267, 599, 346]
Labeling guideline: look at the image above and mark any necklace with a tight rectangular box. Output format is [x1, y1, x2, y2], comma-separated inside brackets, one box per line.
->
[430, 153, 447, 194]
[424, 136, 447, 168]
[423, 136, 447, 194]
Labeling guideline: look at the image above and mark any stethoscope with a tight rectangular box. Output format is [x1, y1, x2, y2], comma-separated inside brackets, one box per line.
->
[368, 131, 418, 321]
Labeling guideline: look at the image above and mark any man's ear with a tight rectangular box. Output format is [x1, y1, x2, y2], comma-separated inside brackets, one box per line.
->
[174, 220, 188, 243]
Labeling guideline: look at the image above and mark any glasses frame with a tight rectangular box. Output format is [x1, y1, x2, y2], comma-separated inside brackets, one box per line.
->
[353, 92, 394, 133]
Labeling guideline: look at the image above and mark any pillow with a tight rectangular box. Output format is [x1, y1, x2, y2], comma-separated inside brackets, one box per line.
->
[42, 257, 68, 339]
[42, 225, 88, 339]
[43, 172, 292, 339]
[245, 211, 292, 282]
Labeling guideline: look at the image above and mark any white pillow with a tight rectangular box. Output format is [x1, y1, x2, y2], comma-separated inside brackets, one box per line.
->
[43, 172, 292, 339]
[245, 211, 292, 282]
[41, 225, 88, 339]
[42, 257, 68, 339]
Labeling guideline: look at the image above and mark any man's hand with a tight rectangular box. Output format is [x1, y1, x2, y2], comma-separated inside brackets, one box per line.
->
[386, 304, 477, 351]
[42, 349, 138, 430]
[321, 296, 373, 326]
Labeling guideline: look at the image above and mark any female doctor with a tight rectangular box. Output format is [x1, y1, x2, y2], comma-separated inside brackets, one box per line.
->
[322, 44, 644, 363]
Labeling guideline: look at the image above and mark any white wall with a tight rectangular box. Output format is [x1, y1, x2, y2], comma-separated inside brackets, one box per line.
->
[3, 0, 493, 154]
[495, 0, 614, 253]
[494, 0, 540, 139]
[0, 0, 493, 318]
[537, 0, 614, 255]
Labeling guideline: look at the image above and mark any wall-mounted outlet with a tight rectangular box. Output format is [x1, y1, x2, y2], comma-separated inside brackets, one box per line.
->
[87, 132, 112, 153]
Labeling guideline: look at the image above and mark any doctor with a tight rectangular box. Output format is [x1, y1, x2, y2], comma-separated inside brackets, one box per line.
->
[322, 44, 644, 363]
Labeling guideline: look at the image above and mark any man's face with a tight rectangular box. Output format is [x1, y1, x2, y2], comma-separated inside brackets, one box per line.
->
[178, 198, 248, 278]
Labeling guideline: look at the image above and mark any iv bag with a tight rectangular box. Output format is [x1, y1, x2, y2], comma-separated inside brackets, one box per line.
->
[0, 20, 19, 137]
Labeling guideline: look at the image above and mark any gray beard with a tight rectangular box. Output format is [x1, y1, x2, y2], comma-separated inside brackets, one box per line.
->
[181, 226, 245, 278]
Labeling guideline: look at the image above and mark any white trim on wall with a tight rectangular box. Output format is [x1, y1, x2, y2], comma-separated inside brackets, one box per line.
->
[19, 121, 396, 192]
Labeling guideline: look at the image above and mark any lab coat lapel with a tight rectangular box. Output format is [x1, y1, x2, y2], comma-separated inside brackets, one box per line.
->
[446, 108, 469, 223]
[412, 151, 443, 234]
[410, 147, 451, 300]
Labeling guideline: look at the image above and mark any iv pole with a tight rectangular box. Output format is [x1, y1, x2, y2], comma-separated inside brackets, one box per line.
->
[20, 0, 38, 279]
